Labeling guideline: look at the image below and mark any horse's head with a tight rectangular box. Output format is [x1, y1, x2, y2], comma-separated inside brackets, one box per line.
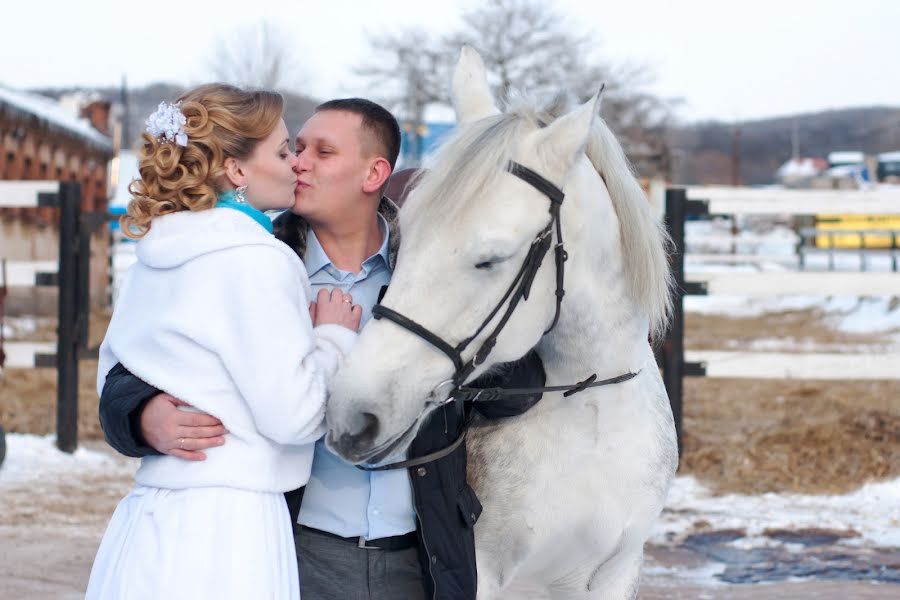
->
[325, 47, 670, 464]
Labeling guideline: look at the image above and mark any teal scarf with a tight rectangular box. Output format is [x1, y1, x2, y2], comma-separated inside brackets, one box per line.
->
[216, 190, 274, 234]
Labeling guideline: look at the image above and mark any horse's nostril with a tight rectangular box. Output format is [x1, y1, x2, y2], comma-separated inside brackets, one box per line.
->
[349, 412, 380, 447]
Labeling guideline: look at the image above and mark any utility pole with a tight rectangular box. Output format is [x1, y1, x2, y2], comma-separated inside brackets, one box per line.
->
[731, 125, 742, 186]
[120, 75, 130, 146]
[792, 119, 800, 159]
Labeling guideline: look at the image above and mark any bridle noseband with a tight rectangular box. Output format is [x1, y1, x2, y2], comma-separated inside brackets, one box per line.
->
[372, 161, 569, 390]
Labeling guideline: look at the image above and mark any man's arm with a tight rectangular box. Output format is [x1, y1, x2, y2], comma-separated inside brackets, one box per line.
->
[98, 363, 226, 460]
[467, 350, 546, 419]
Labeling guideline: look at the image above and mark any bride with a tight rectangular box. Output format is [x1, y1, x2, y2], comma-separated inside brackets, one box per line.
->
[86, 84, 360, 600]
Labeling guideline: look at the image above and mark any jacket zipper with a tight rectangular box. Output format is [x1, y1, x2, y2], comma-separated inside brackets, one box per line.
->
[412, 480, 438, 600]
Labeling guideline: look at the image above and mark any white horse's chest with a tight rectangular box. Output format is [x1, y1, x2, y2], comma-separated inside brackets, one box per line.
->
[469, 376, 673, 517]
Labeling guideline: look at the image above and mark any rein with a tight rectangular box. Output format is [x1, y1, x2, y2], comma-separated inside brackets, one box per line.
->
[358, 160, 637, 472]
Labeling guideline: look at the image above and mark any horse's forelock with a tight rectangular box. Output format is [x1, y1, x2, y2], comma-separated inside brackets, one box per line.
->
[403, 113, 528, 230]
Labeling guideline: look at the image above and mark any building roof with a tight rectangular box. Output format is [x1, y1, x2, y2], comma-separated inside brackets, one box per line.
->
[0, 85, 112, 152]
[827, 150, 865, 165]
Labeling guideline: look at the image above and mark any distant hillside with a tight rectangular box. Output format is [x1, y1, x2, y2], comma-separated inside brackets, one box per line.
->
[669, 106, 900, 185]
[33, 83, 320, 149]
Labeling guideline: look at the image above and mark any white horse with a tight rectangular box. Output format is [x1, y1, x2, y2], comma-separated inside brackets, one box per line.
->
[326, 47, 678, 599]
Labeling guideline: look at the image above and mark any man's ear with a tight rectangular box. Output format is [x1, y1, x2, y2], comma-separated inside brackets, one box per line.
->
[224, 157, 247, 188]
[362, 157, 392, 194]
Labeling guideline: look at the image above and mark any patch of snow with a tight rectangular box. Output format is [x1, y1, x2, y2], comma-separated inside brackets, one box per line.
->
[828, 297, 900, 334]
[0, 434, 136, 486]
[2, 315, 54, 340]
[652, 476, 900, 549]
[642, 560, 728, 588]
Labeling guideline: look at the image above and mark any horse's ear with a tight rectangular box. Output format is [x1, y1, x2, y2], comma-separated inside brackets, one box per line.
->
[452, 46, 500, 124]
[528, 88, 603, 178]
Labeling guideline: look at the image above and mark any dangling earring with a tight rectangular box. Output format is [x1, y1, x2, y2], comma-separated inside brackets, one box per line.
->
[235, 185, 248, 204]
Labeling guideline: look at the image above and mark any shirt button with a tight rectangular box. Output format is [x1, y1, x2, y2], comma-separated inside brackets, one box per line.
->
[372, 509, 380, 515]
[417, 467, 427, 477]
[431, 555, 437, 564]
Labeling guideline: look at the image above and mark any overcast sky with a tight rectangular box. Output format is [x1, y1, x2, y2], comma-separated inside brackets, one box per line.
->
[2, 0, 897, 123]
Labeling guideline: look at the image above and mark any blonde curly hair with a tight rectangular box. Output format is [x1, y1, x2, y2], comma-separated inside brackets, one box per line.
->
[122, 84, 284, 238]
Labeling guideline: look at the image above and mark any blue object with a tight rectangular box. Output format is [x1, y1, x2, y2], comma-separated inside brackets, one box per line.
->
[216, 190, 273, 233]
[400, 122, 455, 164]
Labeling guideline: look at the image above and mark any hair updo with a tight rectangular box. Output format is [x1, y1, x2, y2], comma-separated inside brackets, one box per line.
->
[122, 83, 284, 238]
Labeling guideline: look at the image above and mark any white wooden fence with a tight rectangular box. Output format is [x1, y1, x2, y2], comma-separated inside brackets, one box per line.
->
[673, 185, 900, 383]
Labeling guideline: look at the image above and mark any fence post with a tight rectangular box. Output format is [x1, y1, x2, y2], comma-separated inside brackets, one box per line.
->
[663, 187, 686, 456]
[56, 181, 81, 453]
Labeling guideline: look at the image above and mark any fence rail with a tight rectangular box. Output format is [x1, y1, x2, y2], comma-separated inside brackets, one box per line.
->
[0, 180, 61, 208]
[684, 185, 900, 215]
[685, 271, 900, 296]
[0, 260, 59, 287]
[685, 350, 900, 380]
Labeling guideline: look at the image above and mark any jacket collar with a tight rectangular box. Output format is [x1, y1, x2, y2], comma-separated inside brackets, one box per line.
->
[272, 196, 401, 269]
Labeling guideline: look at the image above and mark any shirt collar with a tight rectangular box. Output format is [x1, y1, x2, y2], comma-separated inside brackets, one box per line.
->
[305, 214, 391, 276]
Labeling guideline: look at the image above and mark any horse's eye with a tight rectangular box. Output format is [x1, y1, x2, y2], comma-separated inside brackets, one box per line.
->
[475, 261, 493, 270]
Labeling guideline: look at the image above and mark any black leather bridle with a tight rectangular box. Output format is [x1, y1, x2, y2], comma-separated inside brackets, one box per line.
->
[372, 161, 568, 391]
[359, 160, 639, 471]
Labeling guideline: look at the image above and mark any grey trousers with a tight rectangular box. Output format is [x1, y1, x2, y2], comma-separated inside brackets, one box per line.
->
[294, 527, 429, 600]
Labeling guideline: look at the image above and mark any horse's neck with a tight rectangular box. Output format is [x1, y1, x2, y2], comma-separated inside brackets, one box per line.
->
[538, 190, 651, 387]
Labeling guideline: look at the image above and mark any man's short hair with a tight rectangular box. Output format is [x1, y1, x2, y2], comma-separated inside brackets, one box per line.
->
[316, 98, 401, 169]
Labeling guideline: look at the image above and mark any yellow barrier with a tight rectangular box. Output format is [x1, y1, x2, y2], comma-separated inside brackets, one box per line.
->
[815, 214, 900, 248]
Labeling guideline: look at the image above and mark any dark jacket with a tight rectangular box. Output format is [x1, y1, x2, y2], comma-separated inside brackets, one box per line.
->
[98, 202, 546, 600]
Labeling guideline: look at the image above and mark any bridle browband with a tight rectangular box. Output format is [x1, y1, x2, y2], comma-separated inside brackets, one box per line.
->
[359, 160, 639, 471]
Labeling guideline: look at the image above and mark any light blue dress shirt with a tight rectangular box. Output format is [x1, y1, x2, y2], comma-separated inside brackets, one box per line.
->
[296, 215, 417, 539]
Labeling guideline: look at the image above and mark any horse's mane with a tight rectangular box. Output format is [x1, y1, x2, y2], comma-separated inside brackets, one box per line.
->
[405, 98, 673, 339]
[583, 112, 674, 339]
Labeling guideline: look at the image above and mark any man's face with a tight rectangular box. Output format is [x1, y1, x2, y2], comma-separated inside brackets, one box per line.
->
[292, 110, 373, 224]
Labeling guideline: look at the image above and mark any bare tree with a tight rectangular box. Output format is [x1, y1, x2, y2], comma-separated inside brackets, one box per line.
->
[208, 22, 305, 92]
[354, 32, 452, 163]
[357, 0, 679, 176]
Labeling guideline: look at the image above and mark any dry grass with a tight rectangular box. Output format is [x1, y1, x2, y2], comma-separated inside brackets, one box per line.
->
[1, 310, 109, 440]
[680, 378, 900, 495]
[686, 309, 893, 351]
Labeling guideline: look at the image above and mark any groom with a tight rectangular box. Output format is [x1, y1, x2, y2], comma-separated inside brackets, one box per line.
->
[98, 98, 545, 600]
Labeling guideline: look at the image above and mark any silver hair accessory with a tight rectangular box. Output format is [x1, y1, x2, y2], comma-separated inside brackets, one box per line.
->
[234, 185, 248, 203]
[145, 101, 188, 147]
